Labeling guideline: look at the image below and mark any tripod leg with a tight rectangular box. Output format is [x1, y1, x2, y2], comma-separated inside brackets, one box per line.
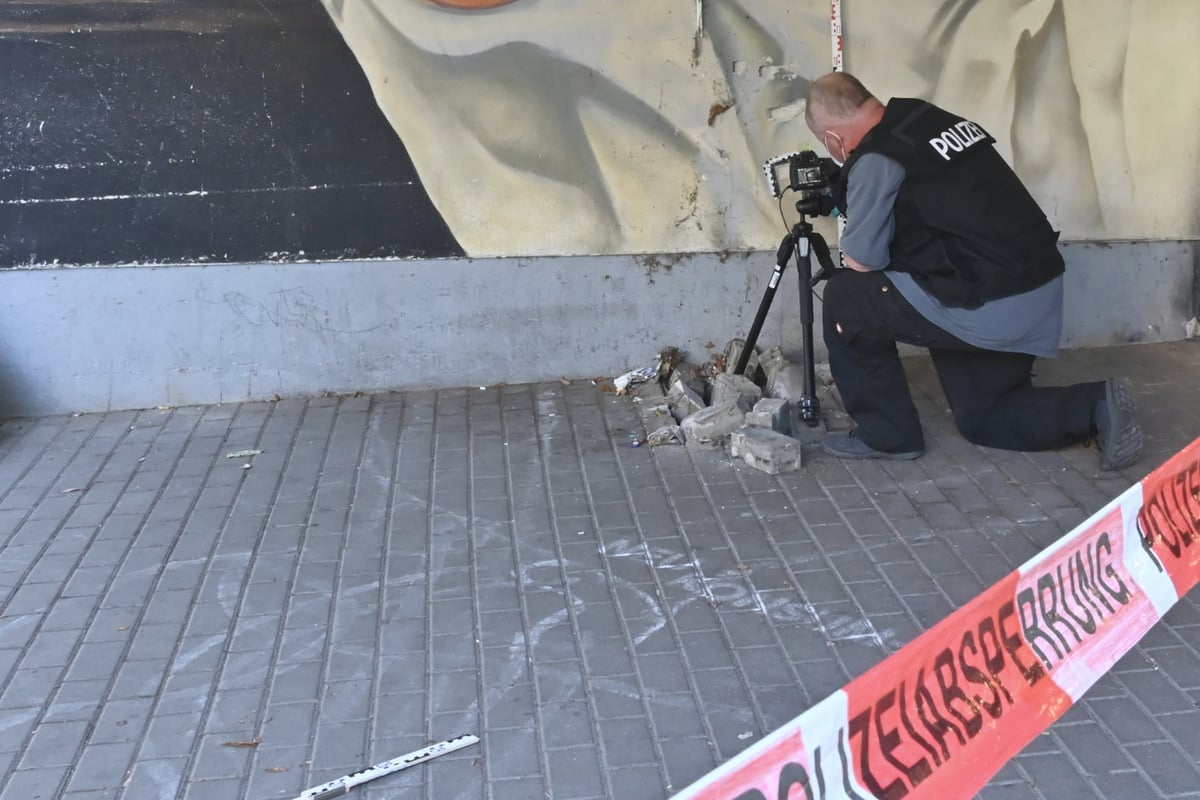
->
[735, 265, 783, 375]
[735, 232, 796, 376]
[794, 238, 822, 427]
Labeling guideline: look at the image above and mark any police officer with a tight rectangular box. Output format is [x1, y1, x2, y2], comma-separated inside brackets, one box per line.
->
[804, 72, 1142, 470]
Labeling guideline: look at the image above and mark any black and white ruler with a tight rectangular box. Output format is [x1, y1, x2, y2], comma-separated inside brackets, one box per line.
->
[291, 734, 480, 800]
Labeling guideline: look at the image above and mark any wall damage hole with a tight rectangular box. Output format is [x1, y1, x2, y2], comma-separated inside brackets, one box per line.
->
[708, 101, 733, 126]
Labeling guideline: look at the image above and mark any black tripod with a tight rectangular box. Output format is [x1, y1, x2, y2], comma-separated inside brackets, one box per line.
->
[733, 215, 838, 427]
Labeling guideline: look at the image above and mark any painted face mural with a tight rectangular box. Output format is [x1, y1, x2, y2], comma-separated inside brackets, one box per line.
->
[427, 0, 517, 7]
[322, 0, 1199, 258]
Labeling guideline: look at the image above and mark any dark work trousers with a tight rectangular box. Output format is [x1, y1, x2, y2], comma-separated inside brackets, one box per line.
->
[821, 270, 1105, 454]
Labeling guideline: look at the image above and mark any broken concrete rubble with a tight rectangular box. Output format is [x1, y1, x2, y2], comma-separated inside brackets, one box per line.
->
[730, 427, 804, 474]
[817, 384, 853, 432]
[815, 361, 834, 386]
[767, 362, 809, 403]
[759, 346, 786, 385]
[666, 372, 706, 421]
[710, 372, 762, 412]
[746, 397, 789, 435]
[723, 338, 764, 384]
[680, 400, 746, 444]
[622, 339, 849, 473]
[665, 361, 708, 398]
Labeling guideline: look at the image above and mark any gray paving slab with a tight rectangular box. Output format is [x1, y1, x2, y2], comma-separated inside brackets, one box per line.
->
[0, 341, 1199, 799]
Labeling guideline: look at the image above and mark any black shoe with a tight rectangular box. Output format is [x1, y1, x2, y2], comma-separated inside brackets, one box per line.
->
[1095, 377, 1142, 471]
[822, 431, 922, 461]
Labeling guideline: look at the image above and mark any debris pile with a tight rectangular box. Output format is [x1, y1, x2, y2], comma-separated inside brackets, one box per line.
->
[625, 340, 851, 473]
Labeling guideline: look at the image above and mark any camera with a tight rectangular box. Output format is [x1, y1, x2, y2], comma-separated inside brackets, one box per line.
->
[762, 150, 839, 217]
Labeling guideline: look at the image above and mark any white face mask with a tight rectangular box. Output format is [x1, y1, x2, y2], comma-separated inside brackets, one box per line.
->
[823, 131, 848, 166]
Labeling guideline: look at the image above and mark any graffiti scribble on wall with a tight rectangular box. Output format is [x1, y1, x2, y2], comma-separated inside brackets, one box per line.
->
[321, 0, 1200, 258]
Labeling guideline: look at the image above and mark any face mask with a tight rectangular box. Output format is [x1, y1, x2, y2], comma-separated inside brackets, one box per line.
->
[823, 131, 848, 166]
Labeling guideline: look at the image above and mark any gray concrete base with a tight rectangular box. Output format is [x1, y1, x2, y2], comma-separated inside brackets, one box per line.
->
[0, 241, 1195, 416]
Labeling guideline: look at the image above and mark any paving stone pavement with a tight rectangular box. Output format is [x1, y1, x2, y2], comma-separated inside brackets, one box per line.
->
[1, 341, 1199, 800]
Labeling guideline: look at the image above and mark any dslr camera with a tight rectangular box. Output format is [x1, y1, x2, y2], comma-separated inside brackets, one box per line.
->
[762, 150, 839, 217]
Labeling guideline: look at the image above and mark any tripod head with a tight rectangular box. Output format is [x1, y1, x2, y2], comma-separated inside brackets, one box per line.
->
[778, 217, 839, 287]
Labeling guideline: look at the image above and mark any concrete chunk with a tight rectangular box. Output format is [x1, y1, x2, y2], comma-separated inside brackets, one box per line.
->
[667, 375, 706, 422]
[767, 363, 808, 403]
[815, 361, 834, 387]
[767, 360, 834, 403]
[724, 338, 763, 383]
[818, 384, 854, 433]
[680, 400, 745, 445]
[666, 362, 708, 398]
[759, 346, 786, 385]
[746, 397, 790, 434]
[711, 373, 762, 412]
[730, 427, 804, 473]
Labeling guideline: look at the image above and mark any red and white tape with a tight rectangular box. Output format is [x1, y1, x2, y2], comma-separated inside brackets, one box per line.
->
[830, 0, 847, 253]
[671, 436, 1200, 800]
[830, 0, 844, 73]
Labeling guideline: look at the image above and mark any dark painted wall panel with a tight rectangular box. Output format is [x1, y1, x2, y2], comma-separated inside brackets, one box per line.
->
[0, 0, 463, 267]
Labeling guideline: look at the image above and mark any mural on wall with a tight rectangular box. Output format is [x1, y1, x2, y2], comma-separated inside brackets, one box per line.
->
[0, 0, 463, 269]
[322, 0, 1200, 259]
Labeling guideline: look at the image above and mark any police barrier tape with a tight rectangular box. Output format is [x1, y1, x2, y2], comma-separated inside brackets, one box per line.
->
[670, 436, 1200, 800]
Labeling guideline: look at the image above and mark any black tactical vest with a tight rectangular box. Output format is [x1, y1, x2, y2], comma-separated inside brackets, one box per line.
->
[833, 98, 1064, 309]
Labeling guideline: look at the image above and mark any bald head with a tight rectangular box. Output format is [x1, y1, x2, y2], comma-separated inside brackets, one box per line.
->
[804, 72, 886, 159]
[805, 72, 877, 131]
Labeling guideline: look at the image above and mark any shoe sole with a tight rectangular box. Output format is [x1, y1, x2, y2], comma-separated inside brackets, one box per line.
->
[821, 443, 922, 461]
[1100, 377, 1143, 471]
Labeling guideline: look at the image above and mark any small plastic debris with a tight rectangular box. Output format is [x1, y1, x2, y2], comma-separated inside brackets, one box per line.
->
[738, 731, 754, 740]
[614, 364, 658, 395]
[1185, 317, 1199, 340]
[225, 449, 263, 459]
[62, 487, 82, 494]
[223, 739, 261, 748]
[647, 426, 685, 446]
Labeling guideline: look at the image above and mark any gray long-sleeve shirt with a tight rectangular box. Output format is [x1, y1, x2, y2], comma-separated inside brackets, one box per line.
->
[840, 153, 1063, 358]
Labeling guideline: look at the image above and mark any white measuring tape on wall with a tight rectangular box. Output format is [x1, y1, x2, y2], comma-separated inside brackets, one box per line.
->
[830, 0, 848, 255]
[830, 0, 843, 72]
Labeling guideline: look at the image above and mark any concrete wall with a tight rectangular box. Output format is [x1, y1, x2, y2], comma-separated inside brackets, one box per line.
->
[0, 241, 1195, 417]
